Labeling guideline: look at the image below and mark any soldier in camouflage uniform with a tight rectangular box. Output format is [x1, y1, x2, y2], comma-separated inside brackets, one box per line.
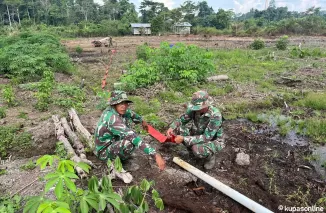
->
[166, 90, 224, 170]
[94, 90, 166, 170]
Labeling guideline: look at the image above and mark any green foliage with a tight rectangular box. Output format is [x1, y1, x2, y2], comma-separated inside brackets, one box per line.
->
[18, 111, 28, 119]
[143, 113, 166, 130]
[291, 47, 326, 58]
[122, 42, 214, 90]
[35, 70, 55, 111]
[25, 155, 163, 213]
[20, 160, 37, 171]
[75, 46, 83, 54]
[0, 125, 32, 158]
[129, 97, 161, 115]
[276, 35, 289, 50]
[305, 118, 326, 143]
[0, 33, 73, 83]
[295, 93, 326, 110]
[157, 91, 188, 104]
[136, 43, 152, 60]
[249, 39, 265, 50]
[0, 169, 7, 176]
[54, 84, 86, 111]
[96, 90, 111, 111]
[55, 142, 68, 160]
[0, 195, 22, 213]
[0, 107, 6, 119]
[2, 85, 16, 107]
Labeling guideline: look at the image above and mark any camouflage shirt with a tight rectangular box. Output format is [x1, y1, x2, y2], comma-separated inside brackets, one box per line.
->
[170, 106, 223, 144]
[95, 107, 156, 157]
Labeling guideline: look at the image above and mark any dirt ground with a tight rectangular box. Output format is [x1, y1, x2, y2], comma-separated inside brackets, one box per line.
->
[1, 35, 326, 212]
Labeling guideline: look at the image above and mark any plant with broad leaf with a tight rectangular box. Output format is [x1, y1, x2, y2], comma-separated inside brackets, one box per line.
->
[24, 155, 164, 213]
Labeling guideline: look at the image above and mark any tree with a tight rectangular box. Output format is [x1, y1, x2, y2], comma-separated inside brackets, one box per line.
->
[213, 9, 234, 29]
[197, 1, 214, 18]
[139, 0, 167, 23]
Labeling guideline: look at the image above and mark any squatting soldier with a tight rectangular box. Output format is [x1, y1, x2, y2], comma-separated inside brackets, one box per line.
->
[166, 90, 224, 170]
[95, 90, 166, 170]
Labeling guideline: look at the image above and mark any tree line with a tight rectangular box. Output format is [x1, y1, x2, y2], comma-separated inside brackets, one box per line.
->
[0, 0, 325, 37]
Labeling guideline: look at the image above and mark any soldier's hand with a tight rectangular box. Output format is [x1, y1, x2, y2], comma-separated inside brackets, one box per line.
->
[174, 135, 184, 144]
[155, 154, 166, 170]
[142, 121, 148, 132]
[166, 128, 174, 137]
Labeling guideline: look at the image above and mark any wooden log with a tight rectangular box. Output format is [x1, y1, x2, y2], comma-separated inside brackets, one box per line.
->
[60, 117, 96, 169]
[68, 108, 94, 150]
[52, 115, 87, 178]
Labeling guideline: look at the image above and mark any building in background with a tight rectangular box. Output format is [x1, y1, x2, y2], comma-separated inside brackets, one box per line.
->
[173, 22, 192, 35]
[130, 23, 151, 35]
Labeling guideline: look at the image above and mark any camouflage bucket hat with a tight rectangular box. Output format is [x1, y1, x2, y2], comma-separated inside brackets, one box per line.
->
[108, 90, 133, 106]
[188, 90, 213, 111]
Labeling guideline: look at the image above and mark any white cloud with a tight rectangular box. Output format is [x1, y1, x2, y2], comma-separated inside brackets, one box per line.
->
[233, 0, 263, 13]
[152, 0, 176, 9]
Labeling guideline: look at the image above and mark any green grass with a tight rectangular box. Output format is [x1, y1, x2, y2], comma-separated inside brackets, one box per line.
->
[18, 111, 28, 119]
[20, 160, 36, 171]
[295, 93, 326, 110]
[0, 107, 6, 119]
[157, 91, 188, 104]
[129, 97, 161, 115]
[305, 118, 326, 143]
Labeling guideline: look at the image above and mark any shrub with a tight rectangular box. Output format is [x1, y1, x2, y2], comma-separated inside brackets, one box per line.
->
[75, 45, 83, 54]
[276, 35, 289, 50]
[249, 39, 265, 50]
[0, 107, 6, 119]
[0, 32, 73, 82]
[122, 42, 214, 90]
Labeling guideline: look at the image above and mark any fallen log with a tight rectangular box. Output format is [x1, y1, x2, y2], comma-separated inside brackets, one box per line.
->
[68, 108, 94, 150]
[52, 115, 96, 178]
[60, 117, 96, 169]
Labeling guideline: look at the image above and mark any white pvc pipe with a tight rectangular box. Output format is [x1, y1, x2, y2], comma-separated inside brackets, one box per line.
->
[173, 157, 274, 213]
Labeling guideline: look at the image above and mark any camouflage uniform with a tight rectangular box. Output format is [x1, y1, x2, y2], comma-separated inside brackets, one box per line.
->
[94, 91, 156, 161]
[170, 91, 224, 159]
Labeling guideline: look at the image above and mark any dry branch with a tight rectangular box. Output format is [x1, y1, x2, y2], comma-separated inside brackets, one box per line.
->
[68, 108, 94, 150]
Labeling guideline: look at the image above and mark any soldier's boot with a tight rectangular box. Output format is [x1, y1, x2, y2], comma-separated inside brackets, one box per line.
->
[204, 154, 216, 170]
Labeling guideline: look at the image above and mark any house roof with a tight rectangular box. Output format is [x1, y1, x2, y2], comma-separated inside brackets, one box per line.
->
[174, 22, 192, 27]
[130, 23, 151, 28]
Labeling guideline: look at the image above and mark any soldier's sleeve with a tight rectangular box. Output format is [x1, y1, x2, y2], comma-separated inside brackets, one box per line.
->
[129, 110, 143, 124]
[183, 113, 222, 145]
[170, 108, 193, 130]
[109, 114, 156, 156]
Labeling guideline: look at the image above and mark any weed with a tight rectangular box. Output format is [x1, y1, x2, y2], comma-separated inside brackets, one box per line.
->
[286, 186, 310, 206]
[205, 83, 234, 97]
[0, 169, 7, 176]
[276, 35, 289, 50]
[263, 164, 279, 195]
[0, 125, 33, 158]
[129, 97, 161, 115]
[0, 107, 6, 119]
[54, 84, 85, 111]
[0, 195, 22, 213]
[18, 111, 28, 119]
[2, 85, 16, 107]
[55, 141, 68, 160]
[20, 160, 36, 171]
[75, 45, 83, 54]
[95, 90, 111, 110]
[305, 118, 326, 143]
[295, 93, 326, 110]
[157, 91, 188, 104]
[249, 38, 265, 50]
[303, 154, 320, 162]
[143, 113, 166, 130]
[35, 70, 55, 111]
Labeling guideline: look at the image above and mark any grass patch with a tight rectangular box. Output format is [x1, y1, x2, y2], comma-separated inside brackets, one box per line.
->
[157, 91, 188, 104]
[143, 113, 166, 130]
[18, 111, 28, 119]
[54, 84, 86, 111]
[129, 97, 161, 115]
[305, 118, 326, 143]
[0, 107, 6, 119]
[295, 93, 326, 110]
[0, 125, 33, 158]
[0, 169, 7, 176]
[205, 82, 234, 97]
[20, 160, 36, 171]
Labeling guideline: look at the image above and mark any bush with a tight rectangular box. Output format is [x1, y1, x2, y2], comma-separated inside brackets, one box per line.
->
[276, 35, 289, 50]
[122, 42, 214, 90]
[75, 46, 83, 54]
[249, 38, 265, 50]
[0, 32, 73, 82]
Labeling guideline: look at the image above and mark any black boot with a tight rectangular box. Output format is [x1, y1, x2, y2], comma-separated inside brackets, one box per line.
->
[204, 154, 216, 170]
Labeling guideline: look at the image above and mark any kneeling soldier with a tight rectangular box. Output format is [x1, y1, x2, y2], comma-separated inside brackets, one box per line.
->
[166, 90, 224, 170]
[95, 90, 166, 170]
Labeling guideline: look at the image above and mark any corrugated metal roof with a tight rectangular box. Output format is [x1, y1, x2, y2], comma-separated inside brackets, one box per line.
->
[130, 23, 151, 28]
[174, 22, 192, 27]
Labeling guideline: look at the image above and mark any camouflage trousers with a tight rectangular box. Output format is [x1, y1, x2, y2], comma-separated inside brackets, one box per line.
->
[97, 139, 135, 161]
[175, 125, 225, 159]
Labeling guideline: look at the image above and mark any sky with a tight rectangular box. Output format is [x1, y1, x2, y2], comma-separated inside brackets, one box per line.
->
[94, 0, 326, 14]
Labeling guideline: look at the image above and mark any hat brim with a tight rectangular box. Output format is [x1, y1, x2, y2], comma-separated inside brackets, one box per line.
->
[187, 96, 213, 111]
[109, 99, 133, 106]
